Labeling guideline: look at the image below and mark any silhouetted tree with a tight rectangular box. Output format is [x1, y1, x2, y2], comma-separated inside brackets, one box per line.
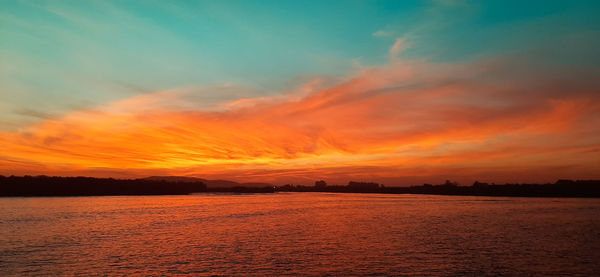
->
[473, 181, 489, 187]
[315, 180, 327, 188]
[347, 181, 380, 191]
[443, 180, 459, 186]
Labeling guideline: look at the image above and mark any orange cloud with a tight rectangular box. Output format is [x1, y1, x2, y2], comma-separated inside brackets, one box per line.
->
[2, 56, 599, 185]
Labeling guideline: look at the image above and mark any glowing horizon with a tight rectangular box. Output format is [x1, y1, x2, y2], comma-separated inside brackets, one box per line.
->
[2, 1, 599, 185]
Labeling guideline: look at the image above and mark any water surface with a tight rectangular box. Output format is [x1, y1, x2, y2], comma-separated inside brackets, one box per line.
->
[1, 193, 599, 276]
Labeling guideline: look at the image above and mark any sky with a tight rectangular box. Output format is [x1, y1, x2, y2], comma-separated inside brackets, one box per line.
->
[1, 0, 600, 185]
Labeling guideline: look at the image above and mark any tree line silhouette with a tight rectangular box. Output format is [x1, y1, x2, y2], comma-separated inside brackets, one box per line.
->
[0, 175, 274, 196]
[276, 179, 600, 197]
[1, 175, 599, 197]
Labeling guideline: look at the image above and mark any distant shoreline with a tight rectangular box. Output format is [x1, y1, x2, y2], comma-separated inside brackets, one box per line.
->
[276, 180, 600, 198]
[1, 176, 599, 198]
[0, 175, 274, 197]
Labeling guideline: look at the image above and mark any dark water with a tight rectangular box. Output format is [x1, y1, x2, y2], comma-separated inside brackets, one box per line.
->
[1, 193, 599, 276]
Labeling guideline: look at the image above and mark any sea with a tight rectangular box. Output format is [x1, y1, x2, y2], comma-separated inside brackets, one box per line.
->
[1, 193, 599, 276]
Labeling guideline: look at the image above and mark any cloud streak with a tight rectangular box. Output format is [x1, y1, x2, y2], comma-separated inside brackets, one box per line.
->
[1, 49, 599, 185]
[389, 38, 408, 58]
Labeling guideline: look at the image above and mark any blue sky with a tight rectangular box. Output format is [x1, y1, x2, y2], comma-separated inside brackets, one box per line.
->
[1, 0, 599, 130]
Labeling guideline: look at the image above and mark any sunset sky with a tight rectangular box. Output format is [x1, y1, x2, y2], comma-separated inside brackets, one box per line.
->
[1, 0, 599, 185]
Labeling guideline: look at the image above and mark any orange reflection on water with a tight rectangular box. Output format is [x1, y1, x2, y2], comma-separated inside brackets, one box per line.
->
[1, 193, 599, 275]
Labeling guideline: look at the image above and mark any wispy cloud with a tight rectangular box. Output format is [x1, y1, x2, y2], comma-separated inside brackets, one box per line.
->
[2, 46, 599, 184]
[389, 38, 408, 58]
[373, 30, 394, 37]
[13, 108, 56, 120]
